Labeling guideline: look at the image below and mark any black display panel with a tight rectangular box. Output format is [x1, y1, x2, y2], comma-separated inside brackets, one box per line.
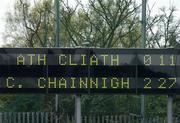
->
[0, 48, 180, 94]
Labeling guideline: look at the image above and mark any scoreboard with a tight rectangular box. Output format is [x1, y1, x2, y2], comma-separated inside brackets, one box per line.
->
[0, 48, 180, 94]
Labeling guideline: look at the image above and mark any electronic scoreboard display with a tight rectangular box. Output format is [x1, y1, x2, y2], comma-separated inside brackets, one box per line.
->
[0, 48, 180, 94]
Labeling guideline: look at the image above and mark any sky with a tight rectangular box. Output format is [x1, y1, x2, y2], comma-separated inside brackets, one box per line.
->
[0, 0, 15, 46]
[0, 0, 180, 46]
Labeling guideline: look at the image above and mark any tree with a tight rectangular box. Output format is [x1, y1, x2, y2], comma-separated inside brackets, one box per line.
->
[147, 6, 180, 48]
[61, 0, 141, 48]
[3, 0, 54, 47]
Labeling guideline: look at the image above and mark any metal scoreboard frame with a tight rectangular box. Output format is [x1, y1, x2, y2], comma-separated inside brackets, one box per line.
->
[0, 48, 179, 94]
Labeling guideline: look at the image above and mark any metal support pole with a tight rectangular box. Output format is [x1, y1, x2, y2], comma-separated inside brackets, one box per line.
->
[141, 0, 147, 123]
[44, 2, 48, 47]
[167, 95, 173, 123]
[75, 95, 81, 123]
[54, 0, 60, 122]
[54, 0, 60, 47]
[141, 0, 146, 48]
[55, 94, 59, 123]
[141, 95, 145, 123]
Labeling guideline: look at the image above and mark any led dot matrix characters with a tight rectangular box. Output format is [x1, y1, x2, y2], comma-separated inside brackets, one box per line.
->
[0, 48, 179, 94]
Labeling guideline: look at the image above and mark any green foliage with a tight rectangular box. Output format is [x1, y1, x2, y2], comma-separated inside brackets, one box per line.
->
[145, 96, 167, 117]
[0, 95, 44, 112]
[61, 0, 141, 48]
